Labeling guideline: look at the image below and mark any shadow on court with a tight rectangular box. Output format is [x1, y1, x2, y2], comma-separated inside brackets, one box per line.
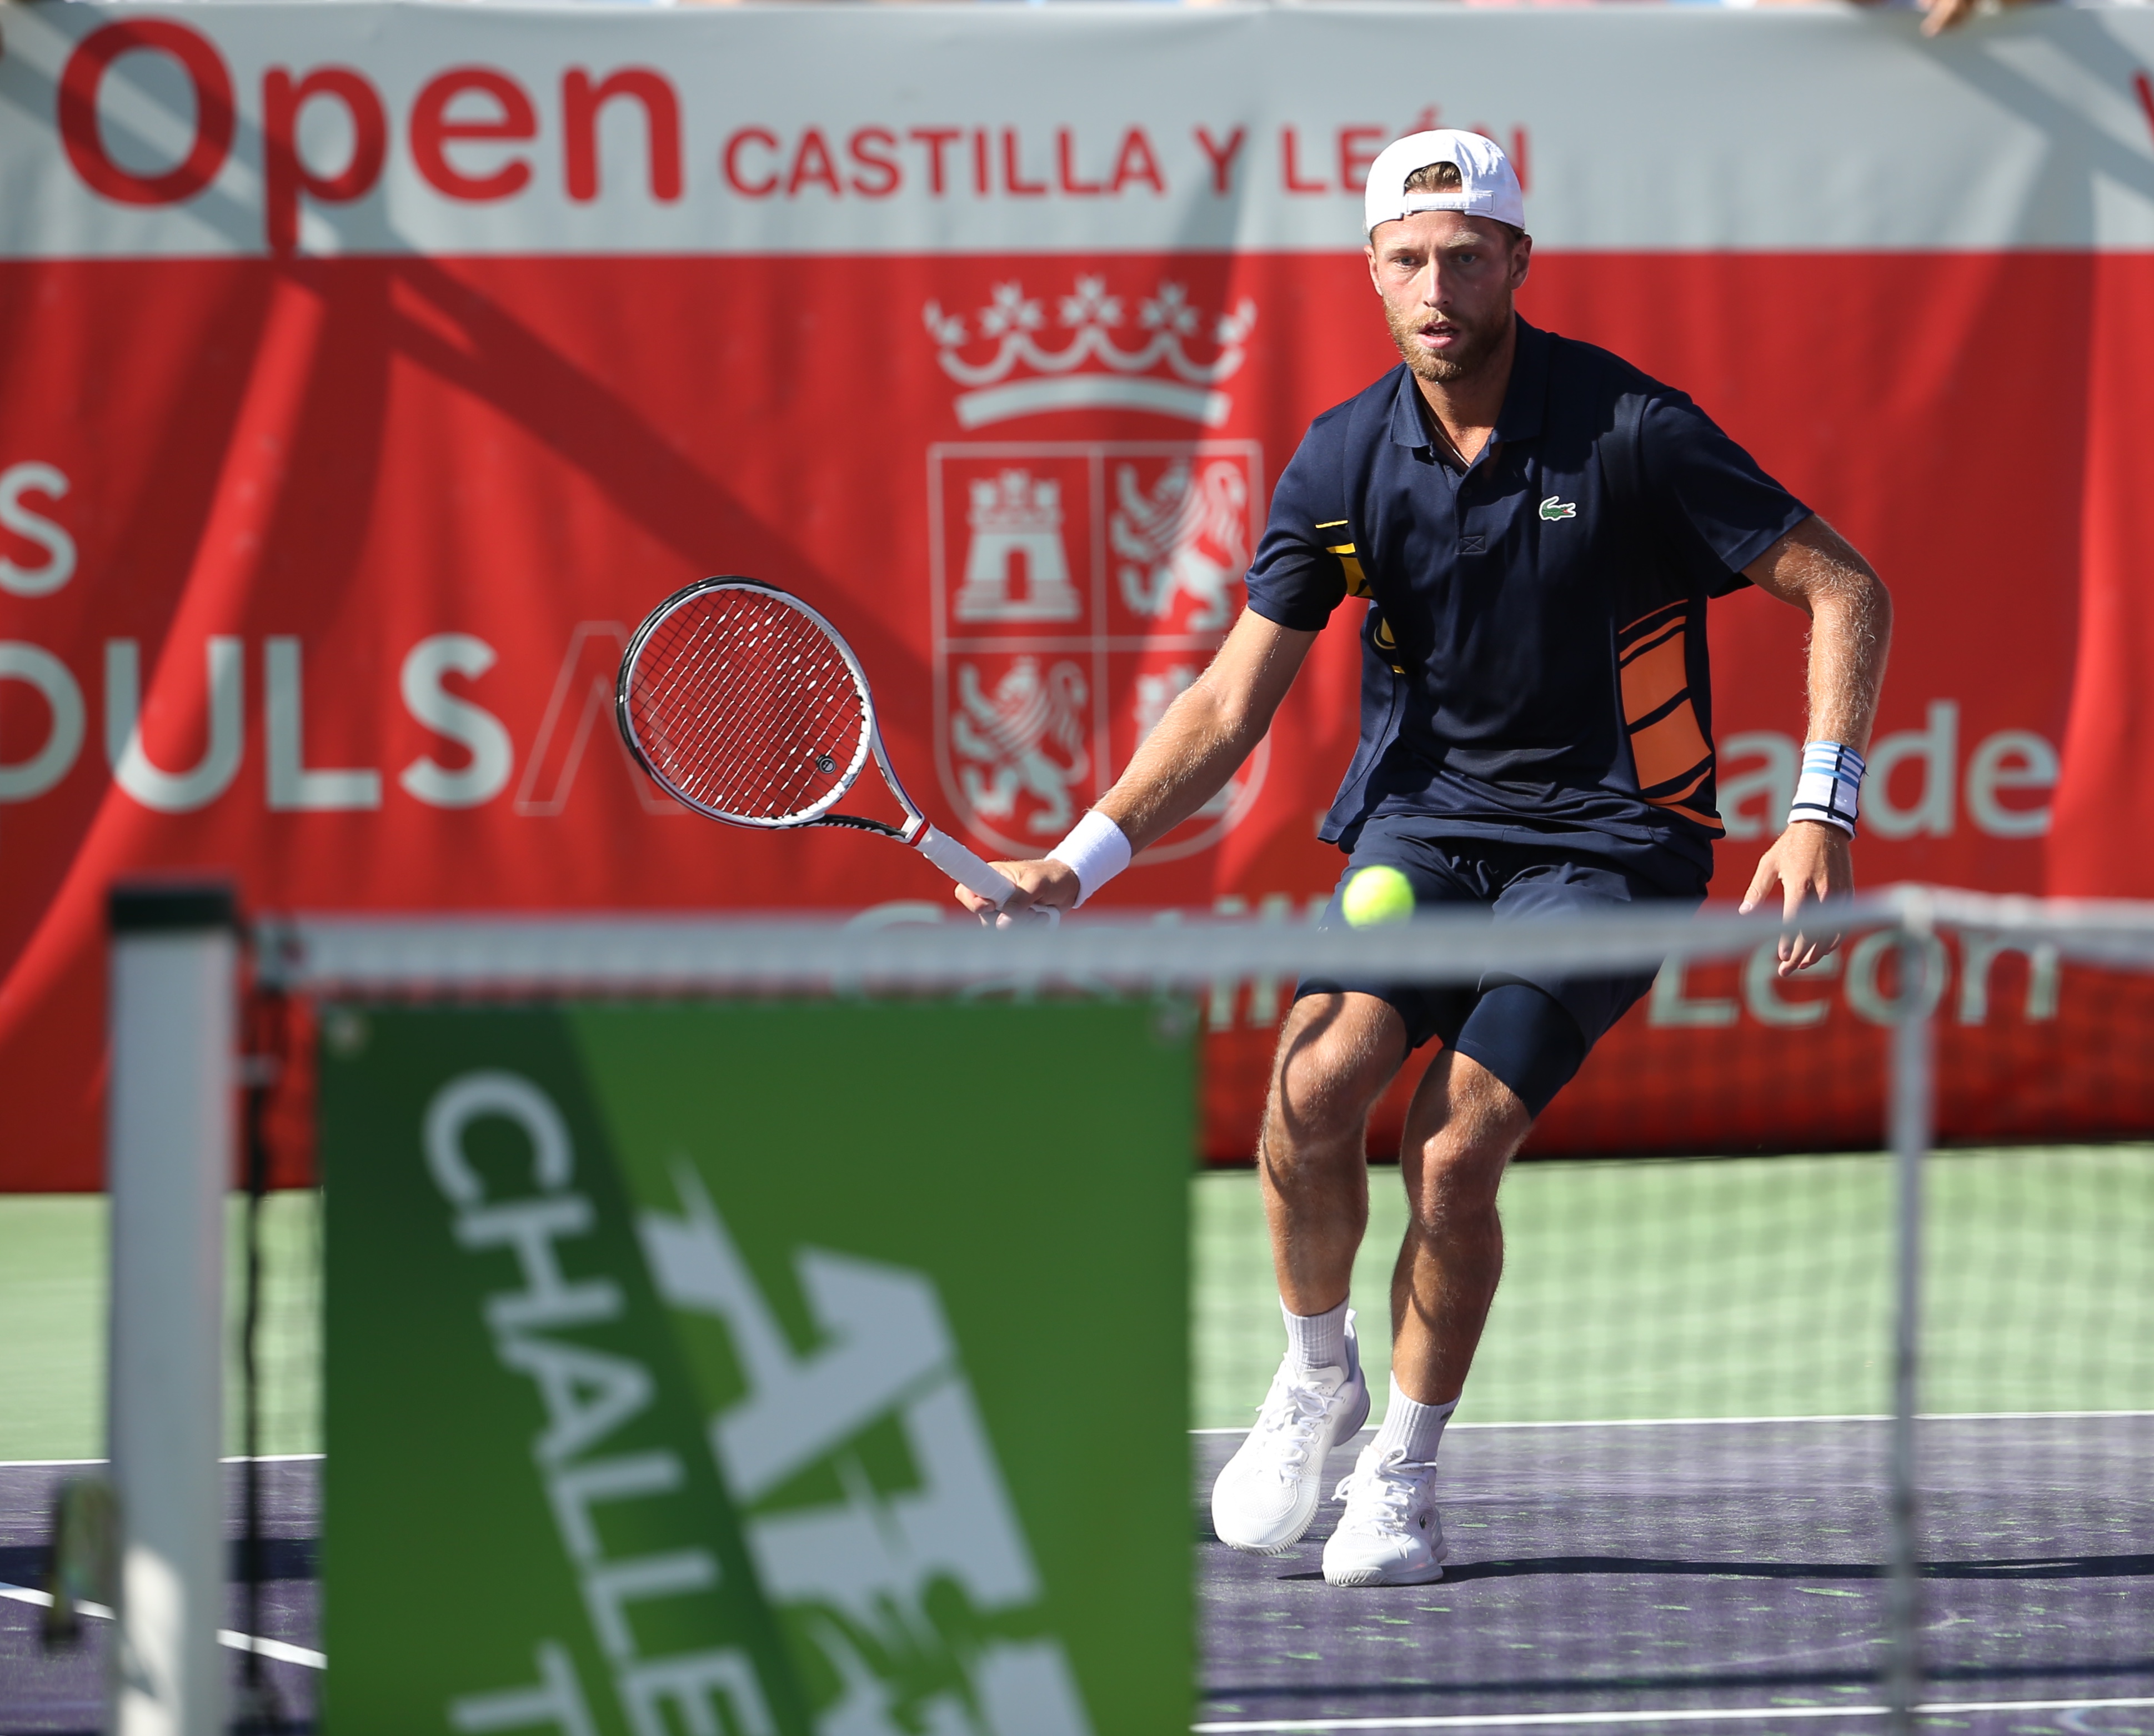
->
[1196, 1416, 2154, 1733]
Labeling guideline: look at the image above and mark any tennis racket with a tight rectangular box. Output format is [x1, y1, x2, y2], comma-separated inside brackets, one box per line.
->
[615, 576, 1054, 923]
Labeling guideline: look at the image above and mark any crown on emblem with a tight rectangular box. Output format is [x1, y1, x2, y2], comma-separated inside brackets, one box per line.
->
[924, 277, 1258, 429]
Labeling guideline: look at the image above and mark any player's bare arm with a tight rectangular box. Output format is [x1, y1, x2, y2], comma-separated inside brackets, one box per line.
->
[1737, 513, 1893, 975]
[953, 609, 1318, 917]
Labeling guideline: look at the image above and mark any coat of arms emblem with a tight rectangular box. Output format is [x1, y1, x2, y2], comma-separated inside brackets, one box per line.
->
[930, 444, 1265, 861]
[924, 274, 1268, 866]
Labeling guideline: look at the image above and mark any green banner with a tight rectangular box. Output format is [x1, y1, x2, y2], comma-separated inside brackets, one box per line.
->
[321, 997, 1194, 1735]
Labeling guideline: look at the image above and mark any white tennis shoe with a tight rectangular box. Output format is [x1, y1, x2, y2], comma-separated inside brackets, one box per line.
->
[1321, 1442, 1447, 1587]
[1210, 1316, 1370, 1555]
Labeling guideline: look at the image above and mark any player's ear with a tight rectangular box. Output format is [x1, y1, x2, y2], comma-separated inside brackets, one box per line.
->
[1510, 232, 1532, 289]
[1364, 242, 1381, 290]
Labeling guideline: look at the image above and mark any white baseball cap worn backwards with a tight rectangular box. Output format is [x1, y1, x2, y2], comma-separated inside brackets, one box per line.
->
[1364, 129, 1526, 237]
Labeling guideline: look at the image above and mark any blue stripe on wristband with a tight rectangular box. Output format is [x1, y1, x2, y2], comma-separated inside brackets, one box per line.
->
[1789, 740, 1864, 836]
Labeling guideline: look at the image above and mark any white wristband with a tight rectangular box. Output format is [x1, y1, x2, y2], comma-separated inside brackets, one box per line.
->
[1048, 810, 1132, 906]
[1788, 740, 1864, 837]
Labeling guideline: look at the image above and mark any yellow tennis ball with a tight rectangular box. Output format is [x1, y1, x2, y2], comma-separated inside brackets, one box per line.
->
[1341, 865, 1415, 928]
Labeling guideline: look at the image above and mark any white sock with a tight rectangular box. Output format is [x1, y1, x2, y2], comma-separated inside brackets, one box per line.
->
[1370, 1373, 1456, 1464]
[1280, 1296, 1349, 1374]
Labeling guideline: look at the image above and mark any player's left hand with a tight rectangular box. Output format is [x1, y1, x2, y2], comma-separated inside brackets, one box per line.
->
[1740, 820, 1854, 976]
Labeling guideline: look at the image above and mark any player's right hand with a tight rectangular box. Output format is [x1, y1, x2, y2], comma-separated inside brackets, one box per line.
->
[959, 859, 1081, 926]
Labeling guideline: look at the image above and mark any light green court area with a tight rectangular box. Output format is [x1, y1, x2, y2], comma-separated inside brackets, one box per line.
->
[0, 1192, 322, 1462]
[1196, 1146, 2154, 1428]
[3, 1147, 2149, 1458]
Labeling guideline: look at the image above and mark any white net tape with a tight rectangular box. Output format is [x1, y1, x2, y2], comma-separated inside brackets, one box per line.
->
[257, 886, 2154, 994]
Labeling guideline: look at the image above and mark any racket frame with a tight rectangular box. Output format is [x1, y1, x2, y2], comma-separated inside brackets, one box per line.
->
[616, 576, 909, 835]
[617, 576, 1045, 915]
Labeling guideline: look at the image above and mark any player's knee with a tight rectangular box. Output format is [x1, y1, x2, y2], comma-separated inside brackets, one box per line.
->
[1269, 995, 1400, 1134]
[1402, 1063, 1525, 1229]
[1404, 1135, 1508, 1234]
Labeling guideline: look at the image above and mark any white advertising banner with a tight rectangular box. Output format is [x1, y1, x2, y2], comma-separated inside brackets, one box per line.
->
[1, 2, 2152, 257]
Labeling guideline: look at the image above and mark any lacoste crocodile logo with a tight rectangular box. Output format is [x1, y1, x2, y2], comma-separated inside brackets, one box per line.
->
[1539, 496, 1577, 522]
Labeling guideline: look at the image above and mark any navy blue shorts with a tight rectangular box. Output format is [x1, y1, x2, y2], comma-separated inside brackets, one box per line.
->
[1294, 823, 1704, 1119]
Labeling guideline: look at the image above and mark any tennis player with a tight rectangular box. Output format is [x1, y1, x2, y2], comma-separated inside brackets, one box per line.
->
[955, 130, 1891, 1587]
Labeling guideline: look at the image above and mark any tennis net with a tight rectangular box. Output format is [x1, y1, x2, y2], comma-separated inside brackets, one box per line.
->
[1181, 892, 2154, 1736]
[43, 887, 2154, 1736]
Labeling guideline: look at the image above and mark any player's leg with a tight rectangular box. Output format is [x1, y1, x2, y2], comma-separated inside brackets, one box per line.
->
[1260, 989, 1407, 1321]
[1213, 826, 1478, 1556]
[1211, 990, 1405, 1556]
[1391, 851, 1687, 1404]
[1390, 1048, 1531, 1401]
[1320, 1036, 1535, 1586]
[1323, 848, 1686, 1587]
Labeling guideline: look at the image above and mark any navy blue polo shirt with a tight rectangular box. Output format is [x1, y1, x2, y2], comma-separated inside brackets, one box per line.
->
[1245, 317, 1811, 894]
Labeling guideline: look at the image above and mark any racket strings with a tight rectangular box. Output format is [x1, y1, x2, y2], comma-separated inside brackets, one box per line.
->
[642, 634, 852, 818]
[643, 620, 847, 810]
[627, 590, 869, 822]
[644, 621, 797, 778]
[663, 618, 858, 810]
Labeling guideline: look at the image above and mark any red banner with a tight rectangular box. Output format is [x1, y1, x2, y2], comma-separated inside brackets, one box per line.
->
[3, 7, 2153, 1185]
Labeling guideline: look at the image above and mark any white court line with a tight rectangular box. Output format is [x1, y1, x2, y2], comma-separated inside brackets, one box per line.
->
[20, 1426, 2151, 1457]
[17, 1427, 2148, 1456]
[0, 1455, 327, 1468]
[1189, 1412, 2154, 1436]
[1191, 1695, 2154, 1733]
[0, 1579, 325, 1669]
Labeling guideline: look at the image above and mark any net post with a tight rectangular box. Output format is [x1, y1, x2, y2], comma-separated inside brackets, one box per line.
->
[235, 961, 289, 1735]
[1884, 889, 1935, 1736]
[106, 880, 238, 1736]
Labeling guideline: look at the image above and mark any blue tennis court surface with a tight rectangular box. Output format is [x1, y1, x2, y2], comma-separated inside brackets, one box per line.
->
[1193, 1415, 2154, 1734]
[3, 1417, 2148, 1734]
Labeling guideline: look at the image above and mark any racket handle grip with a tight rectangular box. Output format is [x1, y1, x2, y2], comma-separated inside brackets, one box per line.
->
[916, 824, 1057, 925]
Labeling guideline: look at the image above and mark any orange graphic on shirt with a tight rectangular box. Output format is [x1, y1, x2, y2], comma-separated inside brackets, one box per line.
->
[1619, 600, 1722, 834]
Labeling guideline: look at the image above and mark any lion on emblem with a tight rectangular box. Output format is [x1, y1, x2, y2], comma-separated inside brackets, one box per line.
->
[1110, 459, 1250, 633]
[950, 656, 1090, 835]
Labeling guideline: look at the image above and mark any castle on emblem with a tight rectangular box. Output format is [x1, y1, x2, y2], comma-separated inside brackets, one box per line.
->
[954, 469, 1081, 623]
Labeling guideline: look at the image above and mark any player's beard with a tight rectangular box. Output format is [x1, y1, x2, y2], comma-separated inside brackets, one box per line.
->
[1385, 295, 1511, 385]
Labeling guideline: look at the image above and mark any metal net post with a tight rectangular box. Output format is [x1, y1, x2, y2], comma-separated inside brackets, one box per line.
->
[106, 881, 237, 1736]
[1885, 896, 1936, 1736]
